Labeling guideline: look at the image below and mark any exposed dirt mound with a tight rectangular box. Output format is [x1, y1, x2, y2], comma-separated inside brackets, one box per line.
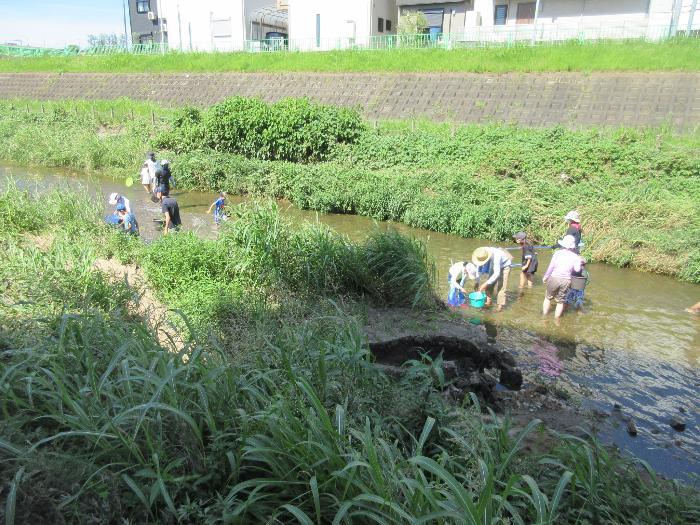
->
[93, 257, 184, 350]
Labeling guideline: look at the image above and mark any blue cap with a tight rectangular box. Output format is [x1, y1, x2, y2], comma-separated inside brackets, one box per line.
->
[116, 203, 127, 211]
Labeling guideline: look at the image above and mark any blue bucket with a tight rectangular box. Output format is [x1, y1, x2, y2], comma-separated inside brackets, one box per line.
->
[468, 292, 487, 308]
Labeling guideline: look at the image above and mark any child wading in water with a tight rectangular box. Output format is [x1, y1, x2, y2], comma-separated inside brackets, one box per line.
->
[513, 231, 538, 288]
[207, 192, 227, 224]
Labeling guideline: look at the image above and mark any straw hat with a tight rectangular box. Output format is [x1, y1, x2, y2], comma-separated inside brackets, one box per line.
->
[564, 210, 580, 223]
[472, 247, 492, 267]
[558, 235, 577, 250]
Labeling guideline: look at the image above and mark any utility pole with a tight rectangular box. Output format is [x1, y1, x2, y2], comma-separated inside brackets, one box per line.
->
[533, 0, 541, 44]
[122, 0, 130, 48]
[177, 4, 183, 51]
[689, 0, 699, 33]
[670, 0, 683, 36]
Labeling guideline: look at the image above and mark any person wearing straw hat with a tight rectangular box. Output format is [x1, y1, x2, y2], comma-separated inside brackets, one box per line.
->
[472, 246, 513, 311]
[542, 234, 583, 319]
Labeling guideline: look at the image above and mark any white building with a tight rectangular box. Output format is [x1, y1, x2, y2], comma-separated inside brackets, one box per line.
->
[287, 0, 398, 50]
[396, 1, 700, 43]
[159, 0, 289, 51]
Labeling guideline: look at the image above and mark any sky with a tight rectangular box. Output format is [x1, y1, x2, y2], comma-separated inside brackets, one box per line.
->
[0, 0, 126, 48]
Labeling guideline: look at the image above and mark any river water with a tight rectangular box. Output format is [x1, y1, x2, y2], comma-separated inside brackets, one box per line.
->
[5, 163, 700, 481]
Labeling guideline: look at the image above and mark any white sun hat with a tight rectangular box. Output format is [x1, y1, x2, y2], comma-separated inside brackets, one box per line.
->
[108, 192, 120, 205]
[558, 235, 577, 250]
[564, 210, 580, 222]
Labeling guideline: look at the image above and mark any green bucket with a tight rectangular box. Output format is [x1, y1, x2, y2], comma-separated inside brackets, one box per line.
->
[468, 292, 487, 308]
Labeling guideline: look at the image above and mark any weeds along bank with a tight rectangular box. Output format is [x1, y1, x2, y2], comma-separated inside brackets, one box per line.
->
[2, 39, 700, 73]
[0, 98, 698, 282]
[2, 183, 700, 523]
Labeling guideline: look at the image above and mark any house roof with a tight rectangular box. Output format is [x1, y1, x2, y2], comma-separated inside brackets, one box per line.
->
[249, 6, 288, 29]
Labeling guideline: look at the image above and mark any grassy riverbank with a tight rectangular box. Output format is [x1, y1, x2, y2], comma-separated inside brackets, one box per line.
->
[0, 98, 698, 282]
[2, 39, 700, 73]
[2, 183, 699, 523]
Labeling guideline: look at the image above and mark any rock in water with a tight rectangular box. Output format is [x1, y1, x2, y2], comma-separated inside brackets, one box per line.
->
[626, 420, 638, 437]
[669, 418, 686, 432]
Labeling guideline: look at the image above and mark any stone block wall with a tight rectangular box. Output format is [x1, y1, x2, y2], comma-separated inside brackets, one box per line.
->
[0, 72, 698, 128]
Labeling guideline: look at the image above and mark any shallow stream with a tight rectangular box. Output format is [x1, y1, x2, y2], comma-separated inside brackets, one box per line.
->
[5, 163, 700, 481]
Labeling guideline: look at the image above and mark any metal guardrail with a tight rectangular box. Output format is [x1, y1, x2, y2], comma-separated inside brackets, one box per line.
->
[1, 25, 698, 58]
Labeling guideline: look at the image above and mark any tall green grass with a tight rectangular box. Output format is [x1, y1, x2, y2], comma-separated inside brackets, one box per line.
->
[138, 202, 437, 336]
[0, 180, 100, 236]
[3, 313, 698, 523]
[0, 99, 699, 282]
[1, 182, 699, 523]
[1, 39, 699, 73]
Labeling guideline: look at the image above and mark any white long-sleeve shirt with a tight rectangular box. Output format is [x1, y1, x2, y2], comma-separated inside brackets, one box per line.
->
[448, 261, 469, 288]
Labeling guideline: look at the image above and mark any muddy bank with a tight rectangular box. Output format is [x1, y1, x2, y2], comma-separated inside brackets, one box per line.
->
[363, 307, 611, 442]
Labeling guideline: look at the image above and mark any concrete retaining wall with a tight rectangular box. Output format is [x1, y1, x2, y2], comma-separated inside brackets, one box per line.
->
[1, 72, 699, 128]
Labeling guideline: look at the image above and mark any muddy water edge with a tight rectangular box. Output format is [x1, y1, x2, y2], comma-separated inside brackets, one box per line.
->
[5, 163, 700, 481]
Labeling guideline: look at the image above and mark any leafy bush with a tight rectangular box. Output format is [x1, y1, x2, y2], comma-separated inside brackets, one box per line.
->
[155, 96, 366, 162]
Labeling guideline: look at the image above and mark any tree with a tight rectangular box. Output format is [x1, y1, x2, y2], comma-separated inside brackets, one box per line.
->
[87, 33, 127, 48]
[397, 11, 428, 35]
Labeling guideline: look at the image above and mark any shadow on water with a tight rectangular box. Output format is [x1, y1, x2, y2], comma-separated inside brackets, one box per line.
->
[4, 162, 700, 481]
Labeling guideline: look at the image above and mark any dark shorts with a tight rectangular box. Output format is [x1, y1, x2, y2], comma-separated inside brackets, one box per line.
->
[156, 184, 169, 194]
[523, 258, 538, 275]
[546, 276, 571, 303]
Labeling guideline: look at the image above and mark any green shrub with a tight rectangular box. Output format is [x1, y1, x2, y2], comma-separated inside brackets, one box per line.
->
[155, 96, 366, 162]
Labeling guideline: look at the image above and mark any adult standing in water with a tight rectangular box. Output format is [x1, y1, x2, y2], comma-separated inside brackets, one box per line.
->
[154, 159, 174, 202]
[542, 235, 582, 319]
[472, 247, 513, 312]
[560, 210, 583, 253]
[141, 152, 157, 194]
[161, 190, 182, 235]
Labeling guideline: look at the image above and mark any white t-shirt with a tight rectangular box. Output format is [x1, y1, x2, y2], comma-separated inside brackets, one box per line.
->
[119, 196, 131, 214]
[448, 262, 468, 288]
[145, 159, 157, 182]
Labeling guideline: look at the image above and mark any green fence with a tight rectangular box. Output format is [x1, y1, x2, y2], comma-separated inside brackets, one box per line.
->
[0, 43, 168, 58]
[1, 24, 698, 58]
